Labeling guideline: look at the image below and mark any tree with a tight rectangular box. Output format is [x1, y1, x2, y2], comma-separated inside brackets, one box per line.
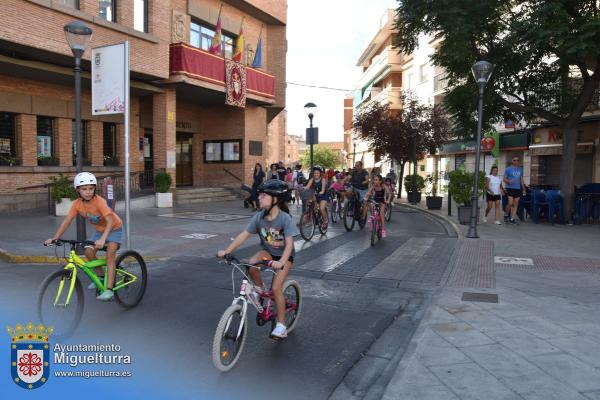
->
[353, 93, 451, 196]
[394, 0, 600, 217]
[299, 145, 339, 170]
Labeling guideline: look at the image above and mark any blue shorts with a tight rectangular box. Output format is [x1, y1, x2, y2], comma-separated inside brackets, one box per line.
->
[354, 188, 368, 202]
[316, 193, 329, 203]
[89, 228, 123, 244]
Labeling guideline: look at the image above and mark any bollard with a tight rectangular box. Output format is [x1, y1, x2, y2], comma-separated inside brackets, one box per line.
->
[448, 190, 452, 216]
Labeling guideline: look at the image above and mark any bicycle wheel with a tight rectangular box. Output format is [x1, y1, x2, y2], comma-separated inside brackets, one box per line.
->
[377, 219, 383, 240]
[337, 197, 344, 220]
[331, 198, 338, 223]
[343, 200, 356, 231]
[270, 280, 302, 334]
[370, 218, 377, 246]
[385, 204, 392, 222]
[37, 269, 84, 340]
[318, 208, 328, 235]
[212, 303, 248, 372]
[114, 250, 147, 308]
[300, 209, 315, 241]
[358, 203, 368, 230]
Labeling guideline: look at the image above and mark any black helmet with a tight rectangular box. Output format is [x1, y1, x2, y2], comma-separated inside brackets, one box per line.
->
[258, 179, 290, 198]
[312, 165, 323, 172]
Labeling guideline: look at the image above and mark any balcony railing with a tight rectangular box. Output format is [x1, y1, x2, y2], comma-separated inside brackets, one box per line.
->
[169, 43, 275, 99]
[433, 73, 449, 92]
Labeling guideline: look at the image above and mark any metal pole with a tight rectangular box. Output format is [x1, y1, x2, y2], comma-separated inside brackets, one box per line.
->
[74, 54, 86, 249]
[410, 132, 417, 203]
[124, 41, 131, 248]
[352, 142, 356, 166]
[467, 85, 485, 238]
[309, 116, 314, 171]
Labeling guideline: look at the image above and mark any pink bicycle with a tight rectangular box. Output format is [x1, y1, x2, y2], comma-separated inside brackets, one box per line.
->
[212, 254, 302, 371]
[368, 200, 385, 246]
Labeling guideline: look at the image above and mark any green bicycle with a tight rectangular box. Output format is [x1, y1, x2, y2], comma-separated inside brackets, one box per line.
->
[37, 239, 147, 339]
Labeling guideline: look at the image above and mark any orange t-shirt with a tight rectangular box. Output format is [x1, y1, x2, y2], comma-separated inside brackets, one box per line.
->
[67, 195, 122, 232]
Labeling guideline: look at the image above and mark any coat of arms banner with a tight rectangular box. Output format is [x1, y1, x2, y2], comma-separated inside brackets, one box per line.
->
[225, 60, 247, 108]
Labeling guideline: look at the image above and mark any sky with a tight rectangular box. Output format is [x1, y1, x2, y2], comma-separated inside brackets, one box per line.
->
[285, 0, 399, 143]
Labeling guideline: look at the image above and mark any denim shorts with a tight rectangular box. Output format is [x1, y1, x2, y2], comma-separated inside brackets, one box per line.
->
[89, 228, 123, 244]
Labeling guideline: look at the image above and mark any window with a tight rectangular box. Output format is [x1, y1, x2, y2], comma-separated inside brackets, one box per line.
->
[204, 140, 242, 163]
[249, 140, 263, 156]
[420, 165, 426, 172]
[37, 117, 56, 164]
[420, 64, 428, 83]
[133, 0, 148, 33]
[407, 73, 414, 89]
[99, 0, 116, 22]
[103, 123, 118, 165]
[72, 120, 89, 166]
[455, 155, 466, 170]
[0, 113, 17, 165]
[190, 22, 235, 59]
[55, 0, 79, 8]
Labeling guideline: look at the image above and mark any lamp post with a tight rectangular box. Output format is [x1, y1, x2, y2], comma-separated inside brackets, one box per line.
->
[409, 117, 421, 204]
[466, 60, 494, 239]
[304, 102, 317, 171]
[64, 21, 92, 248]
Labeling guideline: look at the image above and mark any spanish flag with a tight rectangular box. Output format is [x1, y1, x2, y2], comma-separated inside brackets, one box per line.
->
[232, 18, 245, 62]
[209, 5, 223, 55]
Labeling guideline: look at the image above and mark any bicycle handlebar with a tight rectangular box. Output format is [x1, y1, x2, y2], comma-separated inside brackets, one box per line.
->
[218, 254, 275, 272]
[44, 239, 108, 251]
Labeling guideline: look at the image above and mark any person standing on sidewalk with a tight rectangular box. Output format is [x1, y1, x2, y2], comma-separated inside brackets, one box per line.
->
[267, 163, 279, 180]
[503, 156, 526, 224]
[484, 166, 503, 224]
[251, 163, 265, 211]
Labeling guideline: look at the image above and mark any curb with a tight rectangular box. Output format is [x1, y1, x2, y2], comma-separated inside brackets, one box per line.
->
[0, 249, 167, 264]
[394, 201, 464, 239]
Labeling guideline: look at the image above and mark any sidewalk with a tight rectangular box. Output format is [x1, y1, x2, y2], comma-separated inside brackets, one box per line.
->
[382, 197, 600, 400]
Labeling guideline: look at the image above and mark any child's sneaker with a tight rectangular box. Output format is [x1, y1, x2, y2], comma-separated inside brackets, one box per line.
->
[495, 220, 502, 225]
[381, 229, 387, 238]
[482, 217, 487, 223]
[96, 290, 114, 301]
[270, 322, 287, 339]
[87, 282, 97, 290]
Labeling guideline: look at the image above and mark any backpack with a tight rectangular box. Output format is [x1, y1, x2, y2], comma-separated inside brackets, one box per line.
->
[295, 170, 305, 183]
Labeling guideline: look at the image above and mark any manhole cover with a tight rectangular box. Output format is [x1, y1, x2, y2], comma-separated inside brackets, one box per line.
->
[159, 212, 250, 221]
[461, 292, 499, 303]
[180, 233, 217, 240]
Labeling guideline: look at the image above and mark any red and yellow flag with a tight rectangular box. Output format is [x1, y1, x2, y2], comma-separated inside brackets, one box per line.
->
[232, 18, 245, 62]
[209, 5, 223, 55]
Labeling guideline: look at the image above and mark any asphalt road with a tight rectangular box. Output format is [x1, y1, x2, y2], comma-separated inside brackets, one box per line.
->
[0, 206, 456, 399]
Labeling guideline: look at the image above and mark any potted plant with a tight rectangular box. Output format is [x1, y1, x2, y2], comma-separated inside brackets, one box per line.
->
[448, 168, 485, 224]
[404, 174, 425, 203]
[154, 172, 173, 208]
[103, 155, 119, 166]
[49, 173, 78, 216]
[425, 172, 443, 210]
[0, 155, 19, 166]
[37, 155, 59, 166]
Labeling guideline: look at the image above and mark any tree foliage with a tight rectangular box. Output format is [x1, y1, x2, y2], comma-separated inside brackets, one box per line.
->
[299, 145, 340, 170]
[394, 0, 600, 215]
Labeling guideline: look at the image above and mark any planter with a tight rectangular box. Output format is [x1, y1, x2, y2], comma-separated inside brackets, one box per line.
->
[155, 192, 173, 208]
[426, 196, 443, 210]
[458, 205, 480, 225]
[407, 191, 421, 204]
[38, 158, 59, 166]
[55, 198, 74, 216]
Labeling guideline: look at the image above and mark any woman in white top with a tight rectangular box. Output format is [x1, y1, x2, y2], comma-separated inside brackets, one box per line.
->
[485, 166, 503, 225]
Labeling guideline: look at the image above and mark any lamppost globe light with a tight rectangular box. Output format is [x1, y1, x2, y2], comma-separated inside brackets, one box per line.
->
[471, 60, 494, 86]
[304, 102, 317, 119]
[409, 117, 421, 129]
[64, 21, 93, 58]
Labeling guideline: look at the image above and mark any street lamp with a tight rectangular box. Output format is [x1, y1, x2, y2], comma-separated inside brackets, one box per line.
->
[466, 60, 494, 239]
[409, 117, 421, 204]
[304, 102, 317, 171]
[64, 21, 92, 247]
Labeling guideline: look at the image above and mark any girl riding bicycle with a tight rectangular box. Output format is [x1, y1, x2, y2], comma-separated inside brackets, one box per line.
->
[217, 179, 298, 339]
[363, 174, 392, 238]
[44, 172, 122, 301]
[304, 165, 329, 230]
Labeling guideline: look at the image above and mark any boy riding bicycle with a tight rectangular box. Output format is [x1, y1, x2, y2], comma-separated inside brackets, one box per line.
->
[44, 172, 122, 301]
[217, 179, 298, 339]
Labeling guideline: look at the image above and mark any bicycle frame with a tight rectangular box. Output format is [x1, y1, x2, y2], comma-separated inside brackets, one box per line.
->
[369, 201, 382, 228]
[55, 248, 138, 307]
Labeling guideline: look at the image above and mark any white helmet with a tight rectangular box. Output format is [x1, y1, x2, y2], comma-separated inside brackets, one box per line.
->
[73, 172, 97, 188]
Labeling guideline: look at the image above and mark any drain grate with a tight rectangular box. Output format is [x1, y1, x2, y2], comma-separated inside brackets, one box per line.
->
[461, 292, 499, 303]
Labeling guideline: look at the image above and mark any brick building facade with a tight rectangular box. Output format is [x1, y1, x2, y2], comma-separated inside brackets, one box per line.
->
[0, 0, 287, 212]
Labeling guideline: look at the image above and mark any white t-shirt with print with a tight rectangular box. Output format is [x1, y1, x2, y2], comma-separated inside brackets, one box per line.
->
[487, 175, 502, 195]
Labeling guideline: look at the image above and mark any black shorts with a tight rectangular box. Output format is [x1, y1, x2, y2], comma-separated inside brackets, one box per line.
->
[506, 188, 522, 199]
[271, 255, 294, 264]
[486, 193, 501, 202]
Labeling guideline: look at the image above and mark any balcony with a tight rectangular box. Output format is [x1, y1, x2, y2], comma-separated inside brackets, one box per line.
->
[433, 73, 449, 93]
[356, 46, 404, 89]
[359, 87, 403, 110]
[169, 43, 275, 101]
